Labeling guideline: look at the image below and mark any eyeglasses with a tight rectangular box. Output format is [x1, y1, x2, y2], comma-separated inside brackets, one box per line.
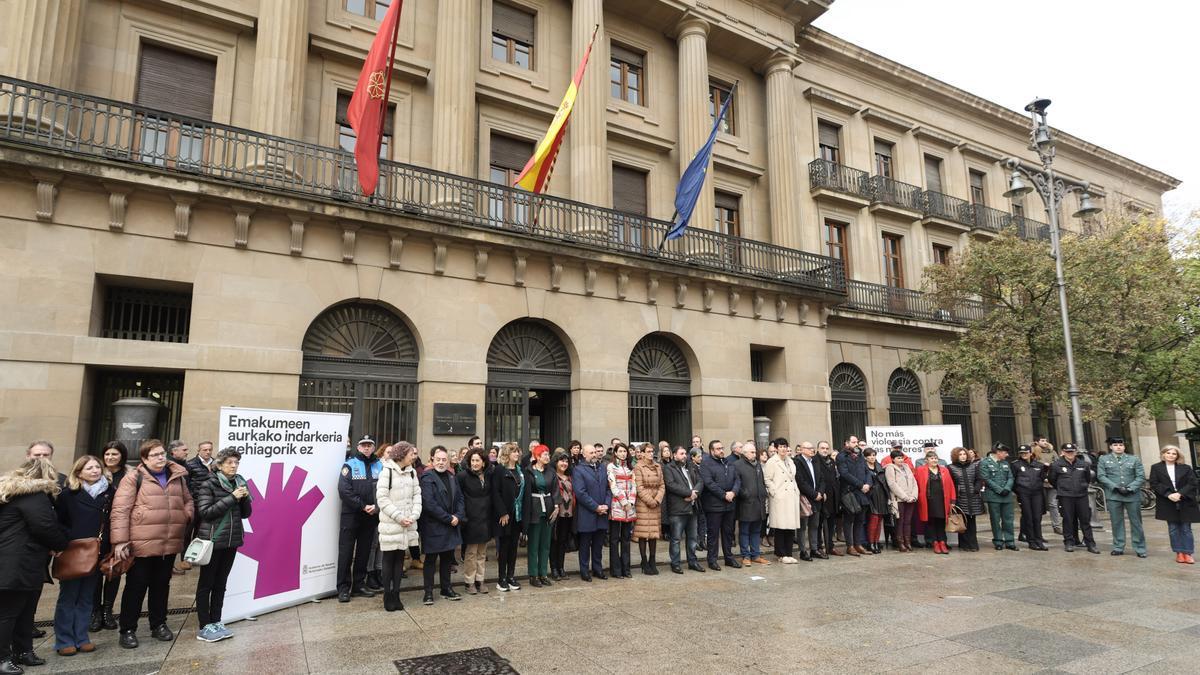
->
[147, 451, 166, 459]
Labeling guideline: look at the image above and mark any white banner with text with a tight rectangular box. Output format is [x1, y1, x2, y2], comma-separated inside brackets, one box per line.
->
[865, 424, 964, 464]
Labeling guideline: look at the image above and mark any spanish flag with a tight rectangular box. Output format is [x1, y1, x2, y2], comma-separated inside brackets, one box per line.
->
[514, 25, 598, 193]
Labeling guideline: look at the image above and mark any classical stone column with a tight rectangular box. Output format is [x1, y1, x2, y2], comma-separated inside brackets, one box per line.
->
[1, 0, 87, 89]
[250, 0, 308, 138]
[431, 0, 477, 177]
[569, 0, 608, 214]
[764, 51, 801, 253]
[675, 15, 713, 231]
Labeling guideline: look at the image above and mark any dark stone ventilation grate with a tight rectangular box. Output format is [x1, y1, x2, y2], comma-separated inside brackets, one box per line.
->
[395, 647, 518, 674]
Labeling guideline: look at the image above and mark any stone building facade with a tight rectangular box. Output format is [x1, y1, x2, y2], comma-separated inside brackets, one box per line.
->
[0, 0, 1185, 467]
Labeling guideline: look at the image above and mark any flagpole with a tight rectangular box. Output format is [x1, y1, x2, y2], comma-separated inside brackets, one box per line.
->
[657, 211, 679, 252]
[371, 4, 403, 197]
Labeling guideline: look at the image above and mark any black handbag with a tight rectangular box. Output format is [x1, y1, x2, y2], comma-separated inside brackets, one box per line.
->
[840, 491, 862, 515]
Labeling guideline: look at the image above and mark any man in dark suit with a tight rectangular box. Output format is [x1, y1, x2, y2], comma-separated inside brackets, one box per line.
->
[698, 440, 742, 570]
[794, 441, 825, 560]
[572, 444, 612, 581]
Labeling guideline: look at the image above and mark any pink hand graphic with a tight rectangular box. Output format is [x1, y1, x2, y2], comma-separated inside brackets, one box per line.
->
[241, 463, 324, 599]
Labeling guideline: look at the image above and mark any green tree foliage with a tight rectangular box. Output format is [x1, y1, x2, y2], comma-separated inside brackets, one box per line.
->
[908, 217, 1200, 426]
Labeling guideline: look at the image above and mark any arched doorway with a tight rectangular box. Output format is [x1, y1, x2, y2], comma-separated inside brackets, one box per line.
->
[628, 334, 692, 447]
[830, 363, 867, 446]
[298, 302, 418, 444]
[485, 319, 572, 450]
[887, 369, 923, 425]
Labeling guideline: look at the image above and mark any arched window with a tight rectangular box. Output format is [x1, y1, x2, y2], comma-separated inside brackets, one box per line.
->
[298, 302, 418, 443]
[887, 369, 923, 426]
[485, 319, 572, 449]
[830, 363, 867, 446]
[628, 334, 692, 447]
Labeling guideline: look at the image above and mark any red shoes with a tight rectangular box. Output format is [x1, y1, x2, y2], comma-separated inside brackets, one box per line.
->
[1179, 552, 1195, 564]
[932, 541, 949, 554]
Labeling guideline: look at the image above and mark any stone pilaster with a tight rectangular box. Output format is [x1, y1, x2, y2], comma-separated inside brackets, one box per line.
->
[764, 51, 801, 252]
[250, 0, 308, 138]
[675, 15, 712, 230]
[569, 0, 608, 208]
[1, 0, 87, 89]
[431, 0, 477, 176]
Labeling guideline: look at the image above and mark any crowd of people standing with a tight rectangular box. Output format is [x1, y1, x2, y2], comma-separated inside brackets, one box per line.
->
[0, 430, 1196, 672]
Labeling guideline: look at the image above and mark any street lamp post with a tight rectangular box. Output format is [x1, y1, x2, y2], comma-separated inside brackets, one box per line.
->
[1003, 98, 1102, 451]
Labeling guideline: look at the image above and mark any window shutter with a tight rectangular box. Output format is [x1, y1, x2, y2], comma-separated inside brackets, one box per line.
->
[874, 139, 892, 158]
[492, 2, 535, 43]
[715, 191, 740, 211]
[490, 133, 533, 171]
[610, 43, 643, 68]
[818, 121, 840, 149]
[969, 170, 985, 190]
[135, 43, 216, 120]
[924, 155, 943, 192]
[612, 165, 647, 215]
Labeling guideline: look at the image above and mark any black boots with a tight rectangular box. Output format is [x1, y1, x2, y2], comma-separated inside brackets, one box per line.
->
[383, 591, 403, 612]
[103, 604, 118, 630]
[647, 542, 659, 575]
[89, 609, 103, 633]
[365, 571, 384, 593]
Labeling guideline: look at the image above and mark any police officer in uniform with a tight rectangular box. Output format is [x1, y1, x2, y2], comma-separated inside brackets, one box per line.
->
[337, 435, 383, 602]
[1097, 436, 1147, 558]
[1012, 445, 1048, 550]
[1049, 443, 1100, 553]
[981, 443, 1017, 551]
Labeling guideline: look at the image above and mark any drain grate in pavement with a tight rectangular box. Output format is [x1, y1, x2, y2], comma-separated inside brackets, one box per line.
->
[395, 647, 518, 674]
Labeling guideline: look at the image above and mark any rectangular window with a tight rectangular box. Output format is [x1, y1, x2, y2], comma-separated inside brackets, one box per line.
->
[336, 92, 393, 195]
[708, 80, 735, 134]
[924, 154, 943, 193]
[932, 244, 952, 266]
[488, 133, 534, 224]
[881, 233, 904, 288]
[713, 190, 740, 236]
[1011, 203, 1025, 218]
[609, 43, 644, 106]
[492, 2, 535, 69]
[612, 164, 648, 247]
[345, 0, 391, 20]
[824, 219, 849, 276]
[818, 121, 841, 163]
[873, 139, 893, 178]
[969, 169, 987, 205]
[134, 43, 216, 168]
[100, 285, 192, 343]
[750, 351, 765, 383]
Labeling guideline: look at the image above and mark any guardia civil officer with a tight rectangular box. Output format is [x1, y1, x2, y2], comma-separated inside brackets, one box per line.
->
[337, 435, 383, 602]
[1097, 436, 1147, 558]
[981, 443, 1017, 551]
[1011, 445, 1048, 550]
[1049, 443, 1099, 554]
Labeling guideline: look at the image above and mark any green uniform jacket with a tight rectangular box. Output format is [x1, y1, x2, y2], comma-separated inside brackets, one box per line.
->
[1097, 453, 1145, 503]
[980, 456, 1014, 503]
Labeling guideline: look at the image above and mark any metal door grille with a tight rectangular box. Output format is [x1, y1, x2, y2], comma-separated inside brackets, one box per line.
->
[101, 286, 192, 343]
[941, 396, 975, 449]
[660, 395, 691, 449]
[485, 387, 527, 448]
[90, 370, 185, 452]
[629, 393, 656, 443]
[989, 399, 1017, 450]
[298, 377, 416, 444]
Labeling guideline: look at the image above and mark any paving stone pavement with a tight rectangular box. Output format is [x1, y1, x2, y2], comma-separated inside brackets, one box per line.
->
[25, 521, 1199, 674]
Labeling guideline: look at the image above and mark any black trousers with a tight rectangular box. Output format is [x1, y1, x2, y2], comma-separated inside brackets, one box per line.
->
[119, 554, 174, 632]
[497, 531, 520, 581]
[577, 529, 605, 575]
[337, 516, 377, 593]
[705, 509, 736, 562]
[842, 510, 865, 547]
[959, 515, 979, 549]
[797, 508, 820, 552]
[381, 549, 407, 594]
[195, 547, 238, 626]
[0, 589, 37, 659]
[819, 503, 839, 551]
[927, 517, 947, 542]
[550, 515, 573, 572]
[93, 570, 121, 610]
[1018, 490, 1046, 545]
[774, 528, 795, 557]
[1059, 495, 1095, 547]
[608, 520, 632, 574]
[422, 550, 454, 593]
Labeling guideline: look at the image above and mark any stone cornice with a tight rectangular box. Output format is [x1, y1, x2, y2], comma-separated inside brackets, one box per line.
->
[799, 26, 1181, 191]
[803, 86, 859, 114]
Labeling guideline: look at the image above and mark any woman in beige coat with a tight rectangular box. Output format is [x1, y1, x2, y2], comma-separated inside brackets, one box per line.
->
[632, 444, 665, 575]
[764, 444, 801, 563]
[884, 450, 919, 551]
[376, 442, 422, 611]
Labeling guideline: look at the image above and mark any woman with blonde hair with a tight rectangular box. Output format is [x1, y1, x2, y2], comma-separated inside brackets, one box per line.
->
[53, 455, 112, 655]
[491, 443, 524, 591]
[0, 458, 69, 671]
[377, 442, 421, 610]
[1149, 445, 1199, 564]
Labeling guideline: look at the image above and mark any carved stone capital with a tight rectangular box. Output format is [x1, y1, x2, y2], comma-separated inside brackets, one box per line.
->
[389, 232, 405, 269]
[753, 292, 764, 319]
[616, 270, 629, 300]
[102, 183, 132, 232]
[288, 215, 308, 255]
[702, 284, 714, 312]
[342, 223, 360, 263]
[30, 171, 61, 222]
[675, 279, 688, 308]
[550, 260, 563, 291]
[584, 264, 597, 295]
[728, 288, 740, 315]
[775, 296, 788, 322]
[513, 253, 527, 286]
[433, 239, 448, 274]
[647, 275, 659, 304]
[475, 246, 490, 281]
[170, 195, 197, 240]
[232, 206, 254, 248]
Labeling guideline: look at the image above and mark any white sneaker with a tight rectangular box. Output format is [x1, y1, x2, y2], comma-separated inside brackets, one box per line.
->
[496, 581, 510, 592]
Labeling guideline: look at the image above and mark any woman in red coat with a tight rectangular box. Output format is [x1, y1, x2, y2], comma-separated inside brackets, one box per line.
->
[915, 450, 956, 554]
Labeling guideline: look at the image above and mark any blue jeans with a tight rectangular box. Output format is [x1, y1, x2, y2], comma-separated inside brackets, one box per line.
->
[54, 573, 99, 649]
[738, 520, 762, 559]
[669, 514, 699, 566]
[1168, 521, 1195, 554]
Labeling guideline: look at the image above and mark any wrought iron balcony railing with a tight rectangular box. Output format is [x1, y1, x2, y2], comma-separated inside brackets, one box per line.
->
[962, 202, 1011, 234]
[1004, 214, 1051, 241]
[843, 279, 984, 325]
[0, 76, 846, 296]
[868, 175, 923, 212]
[808, 159, 872, 201]
[920, 189, 973, 227]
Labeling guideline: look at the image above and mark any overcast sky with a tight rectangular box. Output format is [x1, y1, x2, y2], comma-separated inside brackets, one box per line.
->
[813, 0, 1197, 230]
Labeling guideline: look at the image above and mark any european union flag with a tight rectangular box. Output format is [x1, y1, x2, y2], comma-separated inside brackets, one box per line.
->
[664, 81, 737, 242]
